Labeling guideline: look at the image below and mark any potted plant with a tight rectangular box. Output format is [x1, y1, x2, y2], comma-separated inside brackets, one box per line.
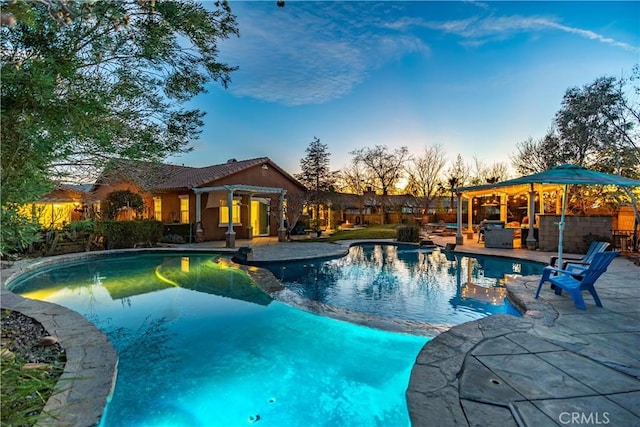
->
[310, 218, 322, 237]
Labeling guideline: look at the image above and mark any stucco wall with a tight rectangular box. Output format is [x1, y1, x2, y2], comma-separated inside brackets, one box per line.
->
[196, 164, 305, 241]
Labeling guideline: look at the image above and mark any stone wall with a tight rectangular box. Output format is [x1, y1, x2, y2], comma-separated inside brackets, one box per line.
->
[538, 214, 613, 253]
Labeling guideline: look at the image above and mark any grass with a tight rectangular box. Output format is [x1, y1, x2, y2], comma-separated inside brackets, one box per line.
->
[305, 224, 402, 242]
[1, 310, 65, 427]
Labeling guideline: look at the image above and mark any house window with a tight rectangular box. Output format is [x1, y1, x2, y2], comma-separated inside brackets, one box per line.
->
[179, 195, 189, 224]
[219, 198, 241, 226]
[153, 197, 162, 222]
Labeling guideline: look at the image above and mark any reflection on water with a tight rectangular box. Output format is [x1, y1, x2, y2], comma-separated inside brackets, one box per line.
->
[13, 254, 271, 307]
[10, 253, 427, 427]
[266, 245, 543, 326]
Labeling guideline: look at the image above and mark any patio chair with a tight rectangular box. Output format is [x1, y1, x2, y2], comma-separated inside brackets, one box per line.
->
[549, 241, 610, 269]
[534, 251, 619, 310]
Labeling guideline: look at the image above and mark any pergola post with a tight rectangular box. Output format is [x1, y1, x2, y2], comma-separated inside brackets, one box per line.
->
[499, 193, 507, 223]
[225, 188, 235, 248]
[247, 194, 253, 240]
[194, 191, 204, 242]
[455, 192, 464, 245]
[278, 190, 287, 242]
[526, 189, 537, 249]
[466, 197, 474, 239]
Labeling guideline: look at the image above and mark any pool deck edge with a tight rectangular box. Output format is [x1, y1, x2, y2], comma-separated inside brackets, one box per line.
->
[1, 284, 118, 427]
[406, 236, 640, 427]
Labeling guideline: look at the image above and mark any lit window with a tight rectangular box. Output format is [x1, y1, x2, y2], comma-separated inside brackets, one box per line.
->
[219, 198, 241, 225]
[179, 195, 189, 224]
[153, 198, 162, 222]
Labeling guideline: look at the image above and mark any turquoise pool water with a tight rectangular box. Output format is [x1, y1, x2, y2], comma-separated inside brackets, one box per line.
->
[266, 244, 543, 326]
[10, 254, 428, 427]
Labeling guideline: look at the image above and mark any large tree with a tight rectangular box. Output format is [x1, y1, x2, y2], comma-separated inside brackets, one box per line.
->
[405, 144, 447, 212]
[442, 154, 469, 212]
[1, 0, 238, 203]
[555, 75, 638, 175]
[350, 145, 409, 224]
[296, 137, 334, 225]
[512, 71, 639, 177]
[1, 0, 238, 255]
[511, 130, 562, 175]
[510, 70, 640, 227]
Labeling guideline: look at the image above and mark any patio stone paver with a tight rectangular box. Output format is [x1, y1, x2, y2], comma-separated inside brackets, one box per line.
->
[532, 395, 638, 426]
[475, 353, 596, 399]
[407, 235, 640, 427]
[536, 351, 640, 394]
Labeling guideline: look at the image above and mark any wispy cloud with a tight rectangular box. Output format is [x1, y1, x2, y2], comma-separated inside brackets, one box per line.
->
[405, 14, 639, 53]
[219, 3, 428, 106]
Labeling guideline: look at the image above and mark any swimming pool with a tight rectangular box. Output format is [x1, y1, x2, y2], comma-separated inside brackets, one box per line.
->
[265, 244, 543, 329]
[9, 253, 428, 427]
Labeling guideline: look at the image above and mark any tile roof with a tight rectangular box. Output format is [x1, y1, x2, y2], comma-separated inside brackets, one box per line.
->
[156, 157, 271, 190]
[94, 159, 194, 191]
[95, 157, 305, 191]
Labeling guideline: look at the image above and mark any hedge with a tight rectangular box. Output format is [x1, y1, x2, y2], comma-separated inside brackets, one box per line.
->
[98, 220, 164, 249]
[396, 225, 420, 242]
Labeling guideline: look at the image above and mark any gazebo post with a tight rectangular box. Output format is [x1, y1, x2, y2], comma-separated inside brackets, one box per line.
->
[456, 192, 464, 245]
[526, 188, 537, 249]
[278, 190, 287, 242]
[466, 197, 474, 239]
[225, 188, 236, 248]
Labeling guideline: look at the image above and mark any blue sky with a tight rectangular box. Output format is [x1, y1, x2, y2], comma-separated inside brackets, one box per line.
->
[168, 1, 639, 177]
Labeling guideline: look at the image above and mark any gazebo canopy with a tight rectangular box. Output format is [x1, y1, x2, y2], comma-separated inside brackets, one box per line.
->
[456, 182, 562, 198]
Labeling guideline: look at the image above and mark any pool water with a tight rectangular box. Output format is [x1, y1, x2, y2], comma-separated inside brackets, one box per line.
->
[266, 245, 543, 327]
[10, 254, 428, 427]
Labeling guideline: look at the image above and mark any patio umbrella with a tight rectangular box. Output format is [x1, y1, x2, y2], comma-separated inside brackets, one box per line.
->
[496, 164, 640, 267]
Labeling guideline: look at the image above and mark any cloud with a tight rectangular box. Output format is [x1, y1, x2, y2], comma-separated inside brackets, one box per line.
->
[218, 3, 429, 106]
[405, 14, 639, 53]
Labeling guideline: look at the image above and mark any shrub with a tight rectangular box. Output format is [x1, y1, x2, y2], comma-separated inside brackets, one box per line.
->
[66, 219, 96, 234]
[98, 220, 163, 249]
[163, 224, 195, 243]
[103, 190, 144, 220]
[160, 234, 186, 244]
[0, 205, 42, 259]
[396, 225, 420, 242]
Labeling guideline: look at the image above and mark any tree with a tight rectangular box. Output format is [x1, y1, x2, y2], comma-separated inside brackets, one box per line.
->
[510, 71, 640, 232]
[442, 155, 469, 211]
[511, 131, 562, 175]
[350, 145, 409, 224]
[1, 0, 238, 255]
[335, 159, 371, 226]
[469, 156, 510, 185]
[103, 189, 144, 220]
[405, 144, 447, 212]
[1, 0, 238, 197]
[512, 71, 639, 177]
[351, 145, 409, 196]
[296, 137, 334, 224]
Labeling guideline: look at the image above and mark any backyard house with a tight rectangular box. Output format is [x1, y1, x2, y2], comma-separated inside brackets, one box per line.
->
[19, 184, 93, 229]
[91, 157, 307, 247]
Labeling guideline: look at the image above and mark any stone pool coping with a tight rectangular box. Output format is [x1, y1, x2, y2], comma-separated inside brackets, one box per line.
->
[0, 248, 237, 427]
[406, 258, 640, 426]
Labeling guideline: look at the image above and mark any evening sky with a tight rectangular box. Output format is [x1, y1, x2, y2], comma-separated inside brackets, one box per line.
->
[168, 1, 639, 177]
